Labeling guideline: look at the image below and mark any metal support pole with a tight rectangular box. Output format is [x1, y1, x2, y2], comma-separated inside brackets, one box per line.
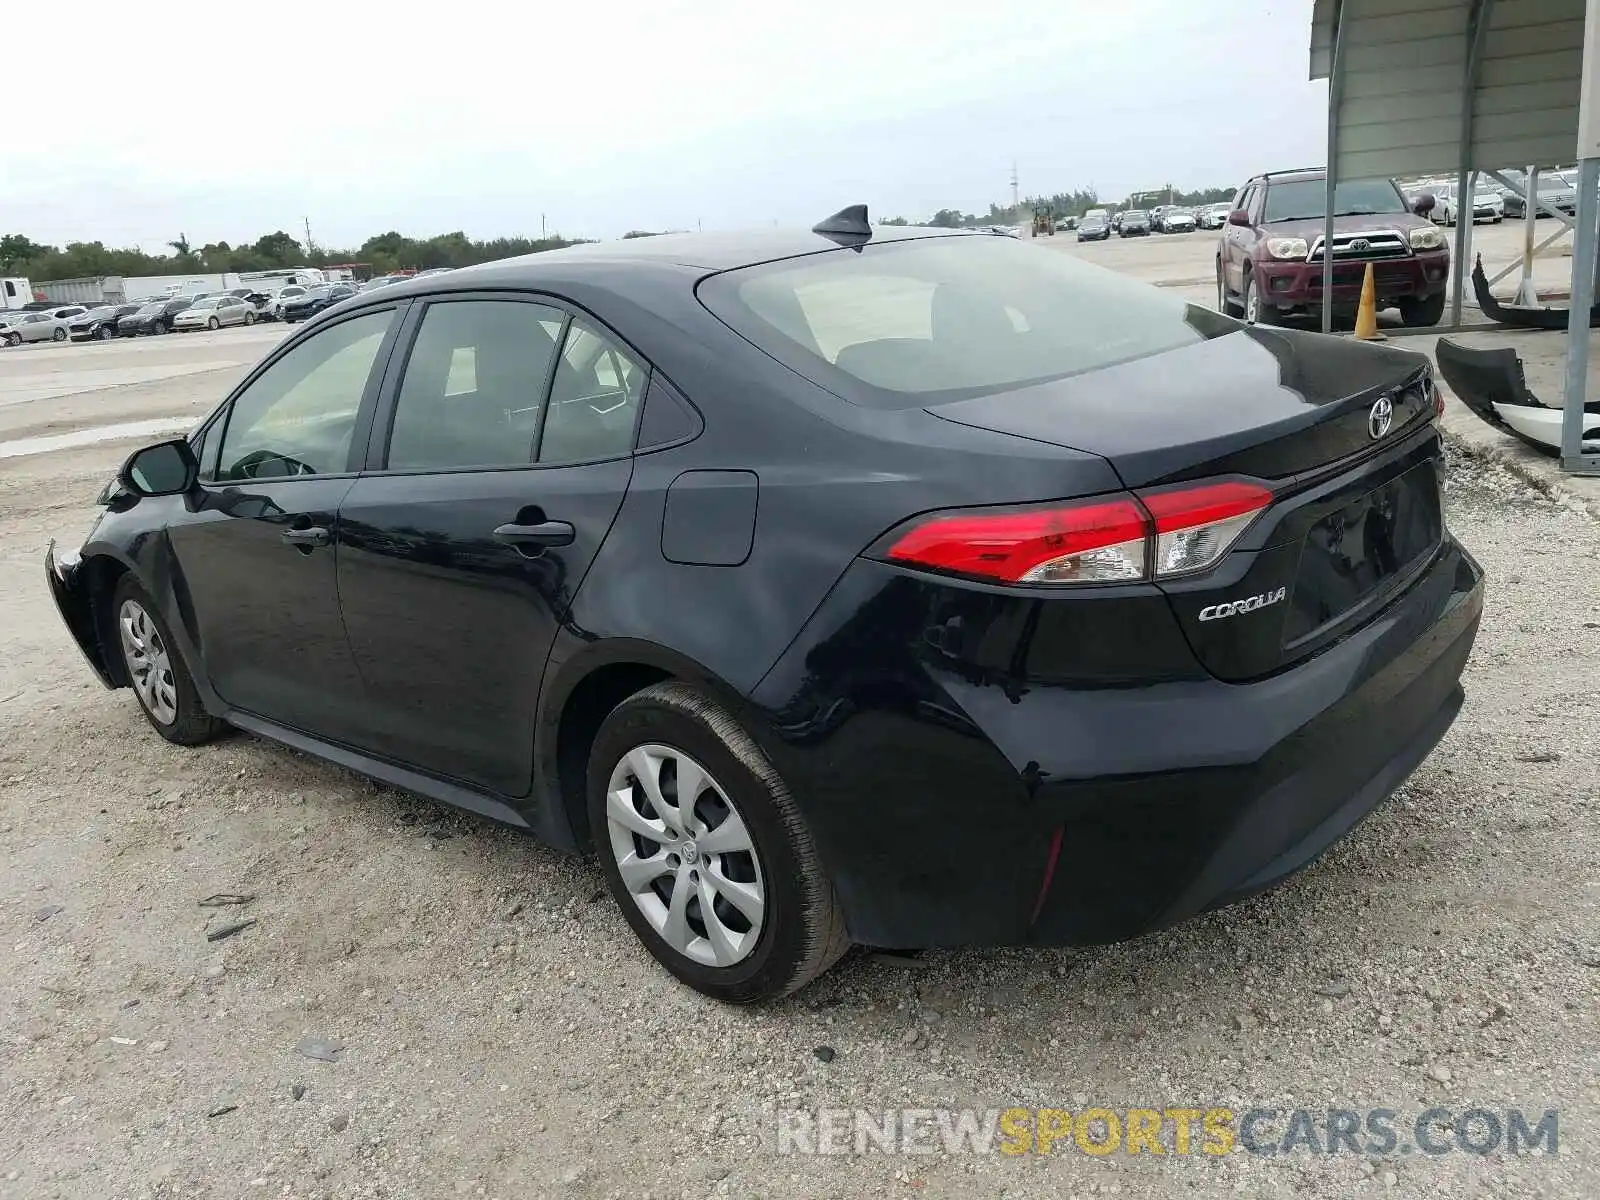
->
[1562, 155, 1600, 469]
[1451, 0, 1493, 326]
[1321, 0, 1346, 335]
[1516, 165, 1540, 306]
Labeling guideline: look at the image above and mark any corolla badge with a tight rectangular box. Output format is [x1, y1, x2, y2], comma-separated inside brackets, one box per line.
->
[1368, 395, 1394, 440]
[1197, 587, 1287, 622]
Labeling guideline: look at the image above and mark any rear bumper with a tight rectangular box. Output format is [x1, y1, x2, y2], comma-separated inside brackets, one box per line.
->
[753, 535, 1483, 948]
[45, 541, 116, 688]
[1254, 253, 1448, 308]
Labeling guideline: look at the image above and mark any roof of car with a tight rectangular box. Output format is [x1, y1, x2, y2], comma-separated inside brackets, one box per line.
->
[424, 223, 978, 283]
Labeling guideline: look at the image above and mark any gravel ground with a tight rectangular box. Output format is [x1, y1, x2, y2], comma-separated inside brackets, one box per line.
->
[1, 429, 1597, 1198]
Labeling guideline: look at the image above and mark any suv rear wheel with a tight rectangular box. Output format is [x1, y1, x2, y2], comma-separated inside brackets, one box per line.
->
[1217, 262, 1243, 318]
[1398, 292, 1447, 328]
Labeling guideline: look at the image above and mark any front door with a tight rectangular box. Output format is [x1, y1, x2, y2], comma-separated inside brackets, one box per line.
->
[166, 306, 402, 740]
[335, 296, 646, 795]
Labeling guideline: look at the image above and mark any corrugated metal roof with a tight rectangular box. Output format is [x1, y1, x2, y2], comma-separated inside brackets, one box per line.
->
[1310, 0, 1584, 178]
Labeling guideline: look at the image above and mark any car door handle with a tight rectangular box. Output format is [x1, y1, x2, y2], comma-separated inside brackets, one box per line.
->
[281, 526, 331, 547]
[493, 520, 574, 548]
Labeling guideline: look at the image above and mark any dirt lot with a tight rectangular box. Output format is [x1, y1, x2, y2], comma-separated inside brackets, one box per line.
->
[2, 291, 1598, 1199]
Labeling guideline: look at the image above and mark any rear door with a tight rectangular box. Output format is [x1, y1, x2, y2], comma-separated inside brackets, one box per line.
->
[1222, 185, 1253, 295]
[334, 294, 645, 795]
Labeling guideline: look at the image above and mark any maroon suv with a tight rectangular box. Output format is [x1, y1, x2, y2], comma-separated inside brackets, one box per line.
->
[1217, 169, 1450, 327]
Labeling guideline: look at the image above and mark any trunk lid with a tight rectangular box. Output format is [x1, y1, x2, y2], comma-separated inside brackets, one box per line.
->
[927, 327, 1445, 681]
[926, 326, 1434, 488]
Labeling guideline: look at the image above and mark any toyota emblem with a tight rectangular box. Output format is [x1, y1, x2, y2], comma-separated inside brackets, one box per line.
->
[1349, 238, 1371, 252]
[1368, 395, 1394, 440]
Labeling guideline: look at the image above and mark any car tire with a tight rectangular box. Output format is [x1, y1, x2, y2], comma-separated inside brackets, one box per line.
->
[97, 324, 114, 340]
[1398, 292, 1447, 328]
[1241, 271, 1276, 326]
[2, 332, 18, 347]
[207, 317, 219, 330]
[244, 311, 256, 325]
[111, 576, 227, 746]
[52, 327, 66, 342]
[587, 681, 850, 1003]
[1217, 261, 1244, 318]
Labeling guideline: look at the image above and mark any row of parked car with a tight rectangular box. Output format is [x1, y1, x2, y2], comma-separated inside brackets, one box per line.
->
[1401, 169, 1579, 226]
[0, 270, 451, 348]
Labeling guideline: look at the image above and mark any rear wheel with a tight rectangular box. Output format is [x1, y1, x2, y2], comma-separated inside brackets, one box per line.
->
[207, 316, 219, 330]
[111, 577, 226, 746]
[1398, 291, 1447, 328]
[1217, 261, 1243, 317]
[588, 682, 849, 1003]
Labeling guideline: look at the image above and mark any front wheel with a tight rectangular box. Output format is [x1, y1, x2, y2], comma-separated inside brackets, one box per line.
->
[97, 324, 114, 340]
[2, 332, 18, 347]
[1242, 272, 1277, 325]
[52, 327, 66, 342]
[111, 577, 226, 746]
[588, 682, 849, 1003]
[1398, 292, 1447, 328]
[244, 311, 256, 325]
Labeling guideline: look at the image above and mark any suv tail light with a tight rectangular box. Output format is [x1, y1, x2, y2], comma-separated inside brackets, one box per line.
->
[881, 481, 1273, 586]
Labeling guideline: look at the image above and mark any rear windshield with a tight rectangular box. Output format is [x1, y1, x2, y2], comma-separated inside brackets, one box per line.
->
[697, 235, 1235, 408]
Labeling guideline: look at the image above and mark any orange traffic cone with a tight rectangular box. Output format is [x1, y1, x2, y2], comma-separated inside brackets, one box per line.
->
[1353, 262, 1385, 340]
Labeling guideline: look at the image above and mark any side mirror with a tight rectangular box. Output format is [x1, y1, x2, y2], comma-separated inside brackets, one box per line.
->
[119, 438, 198, 497]
[1227, 209, 1252, 227]
[1413, 193, 1436, 215]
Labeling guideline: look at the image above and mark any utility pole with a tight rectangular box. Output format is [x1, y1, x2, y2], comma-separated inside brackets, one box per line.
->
[303, 217, 314, 257]
[1010, 161, 1020, 213]
[541, 213, 546, 237]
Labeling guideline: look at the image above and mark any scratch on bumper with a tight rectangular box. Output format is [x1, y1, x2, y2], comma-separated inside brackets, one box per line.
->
[45, 540, 115, 688]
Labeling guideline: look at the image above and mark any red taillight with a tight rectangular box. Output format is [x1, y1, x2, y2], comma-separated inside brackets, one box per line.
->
[882, 480, 1272, 586]
[885, 496, 1148, 585]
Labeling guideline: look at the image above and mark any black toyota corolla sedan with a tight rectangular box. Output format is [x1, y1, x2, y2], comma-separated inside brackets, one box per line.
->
[46, 211, 1483, 1002]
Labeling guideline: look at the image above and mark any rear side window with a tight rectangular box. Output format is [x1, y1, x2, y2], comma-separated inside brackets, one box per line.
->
[698, 236, 1234, 408]
[537, 317, 646, 463]
[386, 300, 564, 471]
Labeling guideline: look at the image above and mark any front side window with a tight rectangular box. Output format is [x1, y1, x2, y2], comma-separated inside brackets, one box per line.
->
[386, 300, 565, 471]
[699, 236, 1233, 409]
[538, 317, 647, 463]
[214, 310, 394, 481]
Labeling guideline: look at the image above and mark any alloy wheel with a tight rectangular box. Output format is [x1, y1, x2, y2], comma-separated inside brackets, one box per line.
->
[604, 743, 767, 968]
[118, 599, 178, 724]
[1245, 280, 1260, 324]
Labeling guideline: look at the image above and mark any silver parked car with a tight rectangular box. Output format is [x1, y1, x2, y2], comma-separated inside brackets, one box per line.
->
[9, 306, 89, 344]
[171, 294, 257, 332]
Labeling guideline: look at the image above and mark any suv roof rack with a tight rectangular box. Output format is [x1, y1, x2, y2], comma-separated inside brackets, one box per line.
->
[1254, 167, 1326, 181]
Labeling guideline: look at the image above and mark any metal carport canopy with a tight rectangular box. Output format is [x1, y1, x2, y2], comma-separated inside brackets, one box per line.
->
[1307, 0, 1600, 474]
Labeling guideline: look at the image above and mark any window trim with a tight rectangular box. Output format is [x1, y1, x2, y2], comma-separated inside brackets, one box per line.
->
[361, 290, 657, 477]
[200, 301, 409, 488]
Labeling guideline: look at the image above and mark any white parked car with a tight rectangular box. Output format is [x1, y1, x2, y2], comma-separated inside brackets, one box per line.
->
[1431, 184, 1505, 225]
[171, 295, 257, 332]
[5, 306, 88, 344]
[267, 285, 308, 319]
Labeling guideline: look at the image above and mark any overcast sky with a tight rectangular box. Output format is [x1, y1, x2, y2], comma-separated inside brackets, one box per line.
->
[5, 1, 1325, 250]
